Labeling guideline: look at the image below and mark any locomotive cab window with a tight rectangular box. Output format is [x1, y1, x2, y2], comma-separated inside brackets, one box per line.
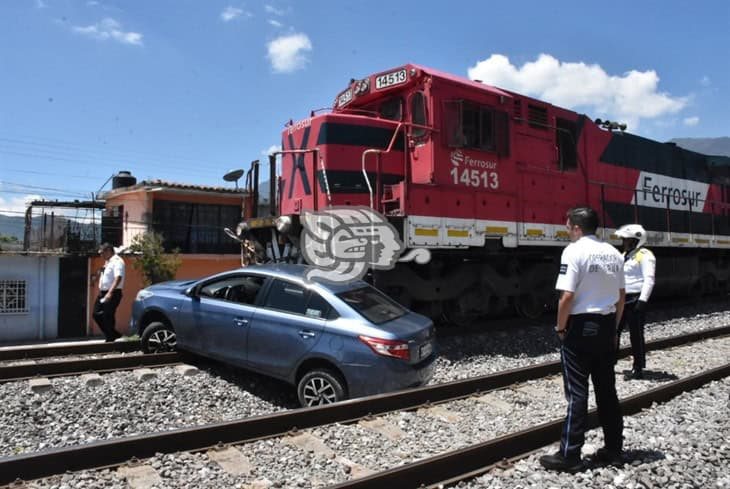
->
[444, 100, 509, 156]
[410, 91, 427, 138]
[379, 96, 403, 121]
[556, 118, 578, 171]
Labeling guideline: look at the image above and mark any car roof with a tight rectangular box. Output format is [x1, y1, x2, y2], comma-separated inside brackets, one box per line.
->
[217, 264, 367, 294]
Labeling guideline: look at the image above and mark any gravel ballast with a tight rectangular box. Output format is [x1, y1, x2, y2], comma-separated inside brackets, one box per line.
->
[15, 309, 730, 488]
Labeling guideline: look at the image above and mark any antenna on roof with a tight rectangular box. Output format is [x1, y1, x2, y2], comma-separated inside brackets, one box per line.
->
[223, 169, 245, 189]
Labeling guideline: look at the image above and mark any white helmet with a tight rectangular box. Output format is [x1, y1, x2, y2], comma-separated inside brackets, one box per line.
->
[615, 224, 647, 248]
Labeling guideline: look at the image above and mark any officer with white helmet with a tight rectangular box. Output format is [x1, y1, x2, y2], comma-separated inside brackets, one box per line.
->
[615, 223, 656, 379]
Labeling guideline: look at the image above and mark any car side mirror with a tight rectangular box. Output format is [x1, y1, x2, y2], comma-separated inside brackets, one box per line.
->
[185, 286, 200, 299]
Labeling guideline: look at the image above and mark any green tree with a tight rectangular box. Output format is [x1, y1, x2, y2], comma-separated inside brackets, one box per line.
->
[128, 231, 182, 286]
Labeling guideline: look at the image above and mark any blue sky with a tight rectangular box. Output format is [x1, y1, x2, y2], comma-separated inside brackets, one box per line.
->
[1, 0, 728, 217]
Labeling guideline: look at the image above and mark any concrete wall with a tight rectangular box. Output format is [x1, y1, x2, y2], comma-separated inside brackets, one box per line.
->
[0, 255, 59, 343]
[87, 254, 242, 337]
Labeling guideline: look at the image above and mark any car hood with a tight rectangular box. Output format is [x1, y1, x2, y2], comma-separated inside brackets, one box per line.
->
[146, 280, 197, 293]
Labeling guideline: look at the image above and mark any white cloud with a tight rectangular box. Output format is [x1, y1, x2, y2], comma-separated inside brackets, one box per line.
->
[221, 6, 251, 22]
[264, 5, 287, 16]
[268, 19, 283, 28]
[700, 76, 711, 87]
[266, 33, 312, 73]
[72, 18, 143, 45]
[261, 144, 281, 157]
[0, 194, 43, 216]
[683, 116, 700, 126]
[468, 53, 688, 131]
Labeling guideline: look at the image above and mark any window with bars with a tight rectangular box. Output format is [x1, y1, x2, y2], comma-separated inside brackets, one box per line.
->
[0, 280, 28, 314]
[152, 200, 241, 253]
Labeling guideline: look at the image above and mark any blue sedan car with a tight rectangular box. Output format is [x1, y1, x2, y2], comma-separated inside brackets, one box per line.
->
[131, 264, 436, 407]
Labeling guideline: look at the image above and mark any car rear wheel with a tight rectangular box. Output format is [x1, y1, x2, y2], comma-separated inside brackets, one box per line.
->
[141, 321, 176, 353]
[297, 369, 346, 407]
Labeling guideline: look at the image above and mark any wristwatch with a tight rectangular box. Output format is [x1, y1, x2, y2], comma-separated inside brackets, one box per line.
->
[554, 325, 566, 333]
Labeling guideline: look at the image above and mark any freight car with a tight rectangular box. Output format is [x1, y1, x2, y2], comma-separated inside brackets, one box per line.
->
[236, 64, 730, 324]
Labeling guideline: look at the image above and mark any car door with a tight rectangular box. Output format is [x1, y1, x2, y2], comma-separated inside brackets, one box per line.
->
[246, 279, 328, 379]
[179, 274, 265, 365]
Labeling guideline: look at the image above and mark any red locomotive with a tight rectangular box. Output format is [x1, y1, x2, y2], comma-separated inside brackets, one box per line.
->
[238, 63, 730, 323]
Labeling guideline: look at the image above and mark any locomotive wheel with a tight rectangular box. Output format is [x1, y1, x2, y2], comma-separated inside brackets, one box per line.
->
[515, 293, 545, 320]
[515, 281, 553, 320]
[442, 300, 480, 327]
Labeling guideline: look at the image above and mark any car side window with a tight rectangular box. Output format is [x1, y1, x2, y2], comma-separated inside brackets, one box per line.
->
[263, 279, 310, 315]
[199, 275, 265, 306]
[305, 292, 338, 320]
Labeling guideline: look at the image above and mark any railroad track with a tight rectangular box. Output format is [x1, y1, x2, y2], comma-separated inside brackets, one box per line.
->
[326, 363, 730, 489]
[1, 325, 728, 486]
[0, 340, 141, 361]
[0, 352, 181, 383]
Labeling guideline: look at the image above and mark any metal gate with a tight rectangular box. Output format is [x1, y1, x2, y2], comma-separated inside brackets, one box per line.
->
[57, 256, 88, 338]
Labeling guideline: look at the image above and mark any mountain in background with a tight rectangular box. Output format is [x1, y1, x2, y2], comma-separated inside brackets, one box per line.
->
[670, 137, 730, 157]
[0, 214, 25, 240]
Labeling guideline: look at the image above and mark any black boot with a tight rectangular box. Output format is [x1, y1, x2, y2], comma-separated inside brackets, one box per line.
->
[593, 447, 623, 465]
[539, 451, 583, 472]
[629, 367, 643, 379]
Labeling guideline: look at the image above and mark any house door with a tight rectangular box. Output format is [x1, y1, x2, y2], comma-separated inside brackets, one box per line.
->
[58, 256, 88, 338]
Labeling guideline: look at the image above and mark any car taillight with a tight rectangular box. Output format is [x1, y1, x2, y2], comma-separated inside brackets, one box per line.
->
[358, 335, 410, 361]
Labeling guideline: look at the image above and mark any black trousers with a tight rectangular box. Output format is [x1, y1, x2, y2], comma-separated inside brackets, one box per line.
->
[618, 295, 646, 370]
[559, 313, 623, 458]
[92, 289, 123, 341]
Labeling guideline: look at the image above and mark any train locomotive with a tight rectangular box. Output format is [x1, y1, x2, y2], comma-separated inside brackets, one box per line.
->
[236, 63, 730, 323]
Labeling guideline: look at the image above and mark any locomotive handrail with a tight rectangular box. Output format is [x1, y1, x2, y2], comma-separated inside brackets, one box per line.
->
[319, 154, 333, 207]
[361, 121, 405, 210]
[269, 148, 320, 214]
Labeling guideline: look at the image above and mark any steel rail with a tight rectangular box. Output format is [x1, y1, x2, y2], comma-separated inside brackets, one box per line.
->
[326, 362, 730, 489]
[0, 340, 141, 361]
[0, 326, 728, 485]
[0, 352, 181, 382]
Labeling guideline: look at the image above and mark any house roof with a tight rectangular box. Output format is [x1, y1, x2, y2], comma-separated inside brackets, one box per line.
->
[102, 179, 248, 198]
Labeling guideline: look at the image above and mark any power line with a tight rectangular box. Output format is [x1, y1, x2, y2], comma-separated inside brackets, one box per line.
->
[0, 180, 89, 198]
[0, 135, 229, 167]
[0, 148, 223, 180]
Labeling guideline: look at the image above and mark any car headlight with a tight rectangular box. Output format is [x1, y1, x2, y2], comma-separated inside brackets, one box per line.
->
[135, 290, 154, 301]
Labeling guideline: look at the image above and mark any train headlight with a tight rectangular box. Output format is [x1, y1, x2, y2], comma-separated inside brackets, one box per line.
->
[275, 215, 293, 234]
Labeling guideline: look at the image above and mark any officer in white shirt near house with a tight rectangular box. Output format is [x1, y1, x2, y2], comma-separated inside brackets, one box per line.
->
[540, 207, 626, 473]
[615, 224, 656, 380]
[93, 242, 125, 342]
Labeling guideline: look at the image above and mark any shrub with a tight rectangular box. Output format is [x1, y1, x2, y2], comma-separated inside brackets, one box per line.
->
[128, 232, 181, 286]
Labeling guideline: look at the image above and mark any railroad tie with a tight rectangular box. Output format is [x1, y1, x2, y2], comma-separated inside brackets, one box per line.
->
[133, 368, 158, 381]
[417, 405, 462, 423]
[475, 393, 512, 414]
[117, 465, 163, 488]
[282, 432, 335, 459]
[207, 446, 252, 476]
[28, 377, 52, 393]
[174, 364, 199, 377]
[282, 432, 374, 477]
[358, 418, 407, 441]
[80, 373, 104, 387]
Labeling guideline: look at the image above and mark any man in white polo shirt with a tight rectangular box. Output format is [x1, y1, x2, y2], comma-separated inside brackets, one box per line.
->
[540, 207, 626, 472]
[93, 242, 125, 342]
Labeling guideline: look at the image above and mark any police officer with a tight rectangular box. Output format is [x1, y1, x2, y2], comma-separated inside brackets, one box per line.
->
[615, 224, 655, 379]
[540, 207, 626, 472]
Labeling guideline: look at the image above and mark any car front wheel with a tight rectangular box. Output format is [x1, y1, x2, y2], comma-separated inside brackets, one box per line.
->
[141, 321, 176, 353]
[297, 369, 346, 407]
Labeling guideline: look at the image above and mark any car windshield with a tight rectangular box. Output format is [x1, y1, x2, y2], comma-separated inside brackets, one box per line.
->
[337, 286, 407, 324]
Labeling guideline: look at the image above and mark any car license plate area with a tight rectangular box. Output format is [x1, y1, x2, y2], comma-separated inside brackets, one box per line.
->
[419, 341, 433, 360]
